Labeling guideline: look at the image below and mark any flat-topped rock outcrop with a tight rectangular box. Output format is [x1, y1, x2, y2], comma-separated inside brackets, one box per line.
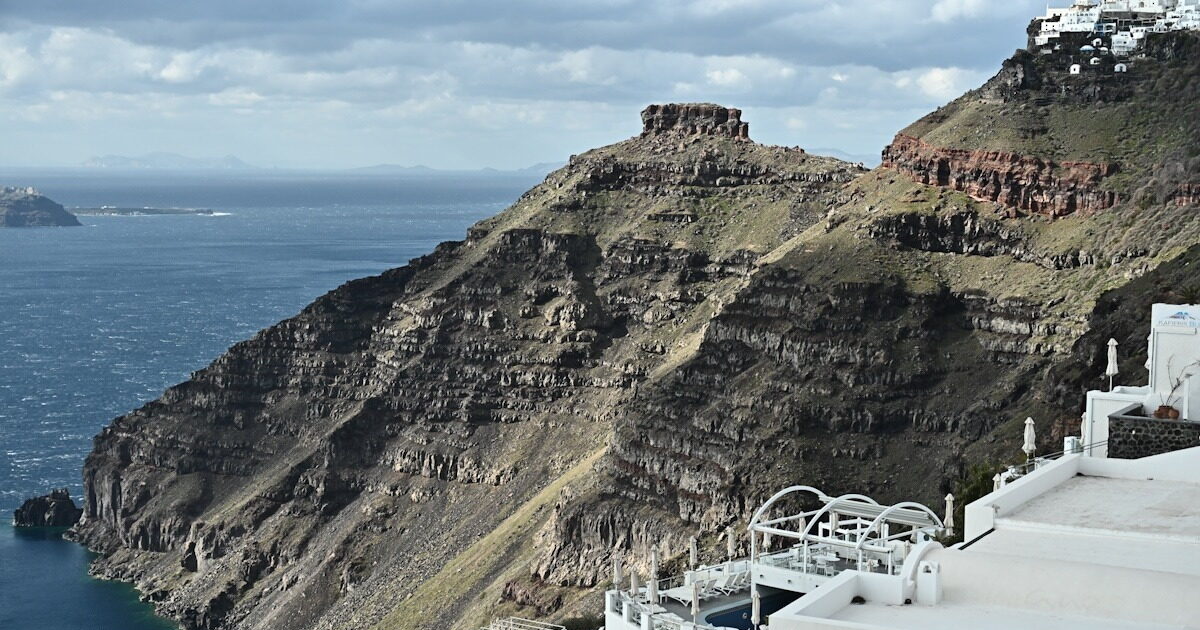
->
[640, 103, 751, 140]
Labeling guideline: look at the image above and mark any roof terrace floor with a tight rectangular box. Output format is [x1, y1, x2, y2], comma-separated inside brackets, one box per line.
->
[828, 602, 1183, 630]
[997, 475, 1200, 542]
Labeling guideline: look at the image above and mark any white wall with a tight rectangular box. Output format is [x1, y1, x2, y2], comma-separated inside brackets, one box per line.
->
[769, 573, 863, 630]
[963, 455, 1081, 541]
[1079, 444, 1200, 482]
[929, 547, 1200, 627]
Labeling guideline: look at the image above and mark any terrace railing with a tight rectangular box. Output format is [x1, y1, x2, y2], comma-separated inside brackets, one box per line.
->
[481, 618, 566, 630]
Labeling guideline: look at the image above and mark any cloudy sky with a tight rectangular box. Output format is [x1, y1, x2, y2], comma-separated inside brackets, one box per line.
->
[0, 0, 1046, 169]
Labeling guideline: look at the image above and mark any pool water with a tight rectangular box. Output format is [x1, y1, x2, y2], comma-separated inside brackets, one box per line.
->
[704, 592, 801, 630]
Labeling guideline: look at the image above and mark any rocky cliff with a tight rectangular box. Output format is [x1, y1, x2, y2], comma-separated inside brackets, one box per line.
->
[69, 31, 1200, 630]
[884, 31, 1200, 219]
[71, 104, 864, 630]
[0, 187, 81, 227]
[13, 489, 84, 527]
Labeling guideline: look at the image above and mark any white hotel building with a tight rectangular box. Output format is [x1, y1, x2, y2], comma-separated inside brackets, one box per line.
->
[1034, 0, 1200, 54]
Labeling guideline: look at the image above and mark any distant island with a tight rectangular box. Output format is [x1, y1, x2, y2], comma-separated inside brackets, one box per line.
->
[72, 206, 224, 217]
[82, 152, 257, 170]
[0, 186, 81, 227]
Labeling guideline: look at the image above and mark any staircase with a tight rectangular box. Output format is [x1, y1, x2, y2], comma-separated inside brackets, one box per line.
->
[480, 618, 567, 630]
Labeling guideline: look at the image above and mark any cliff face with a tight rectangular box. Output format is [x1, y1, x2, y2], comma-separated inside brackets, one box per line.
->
[881, 134, 1119, 217]
[72, 105, 864, 630]
[0, 187, 81, 227]
[71, 32, 1200, 630]
[884, 32, 1200, 219]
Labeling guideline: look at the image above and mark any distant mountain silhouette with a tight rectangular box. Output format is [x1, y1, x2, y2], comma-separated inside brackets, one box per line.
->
[82, 153, 257, 170]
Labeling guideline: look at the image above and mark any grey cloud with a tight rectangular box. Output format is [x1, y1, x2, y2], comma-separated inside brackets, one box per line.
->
[0, 0, 1042, 169]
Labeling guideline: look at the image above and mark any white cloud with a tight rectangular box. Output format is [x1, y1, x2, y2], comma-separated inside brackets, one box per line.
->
[208, 88, 265, 106]
[931, 0, 989, 23]
[706, 68, 749, 88]
[915, 67, 981, 101]
[0, 0, 1037, 168]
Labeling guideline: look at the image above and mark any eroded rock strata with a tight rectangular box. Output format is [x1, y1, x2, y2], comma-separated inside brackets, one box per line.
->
[71, 33, 1200, 630]
[881, 135, 1119, 217]
[72, 105, 866, 630]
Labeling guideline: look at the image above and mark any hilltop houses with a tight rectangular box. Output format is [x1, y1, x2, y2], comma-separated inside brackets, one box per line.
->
[1034, 0, 1200, 53]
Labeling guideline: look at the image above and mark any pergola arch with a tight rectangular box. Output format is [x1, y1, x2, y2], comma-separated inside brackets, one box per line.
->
[853, 501, 945, 552]
[747, 485, 829, 530]
[799, 494, 881, 539]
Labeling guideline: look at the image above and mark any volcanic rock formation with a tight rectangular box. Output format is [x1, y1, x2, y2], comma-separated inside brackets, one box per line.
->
[0, 187, 81, 227]
[69, 30, 1200, 630]
[14, 489, 84, 527]
[640, 103, 750, 140]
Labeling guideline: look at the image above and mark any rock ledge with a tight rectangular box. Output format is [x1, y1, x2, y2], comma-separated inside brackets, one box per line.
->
[640, 103, 750, 140]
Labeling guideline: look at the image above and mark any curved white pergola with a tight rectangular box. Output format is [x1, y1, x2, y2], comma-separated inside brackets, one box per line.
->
[747, 485, 829, 531]
[797, 494, 881, 539]
[853, 501, 945, 552]
[745, 486, 944, 572]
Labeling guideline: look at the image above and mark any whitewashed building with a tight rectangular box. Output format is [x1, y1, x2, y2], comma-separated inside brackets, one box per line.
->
[1034, 0, 1200, 52]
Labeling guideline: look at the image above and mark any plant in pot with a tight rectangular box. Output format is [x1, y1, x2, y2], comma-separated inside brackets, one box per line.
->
[1155, 358, 1200, 420]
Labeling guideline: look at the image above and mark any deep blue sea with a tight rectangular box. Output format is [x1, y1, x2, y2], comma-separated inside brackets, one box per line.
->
[0, 169, 539, 630]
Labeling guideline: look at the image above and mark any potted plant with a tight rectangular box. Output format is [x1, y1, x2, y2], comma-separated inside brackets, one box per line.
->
[1155, 358, 1200, 420]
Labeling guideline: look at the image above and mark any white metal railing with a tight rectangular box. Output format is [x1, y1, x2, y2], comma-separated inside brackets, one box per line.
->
[609, 561, 752, 630]
[756, 545, 898, 576]
[481, 618, 565, 630]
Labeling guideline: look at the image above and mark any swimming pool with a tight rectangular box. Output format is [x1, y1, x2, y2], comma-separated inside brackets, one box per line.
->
[704, 592, 801, 629]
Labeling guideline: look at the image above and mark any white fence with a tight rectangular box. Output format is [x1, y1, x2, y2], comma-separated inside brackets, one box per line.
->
[481, 618, 566, 630]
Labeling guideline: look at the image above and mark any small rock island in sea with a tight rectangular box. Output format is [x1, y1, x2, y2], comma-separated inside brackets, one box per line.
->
[0, 186, 82, 227]
[12, 488, 84, 527]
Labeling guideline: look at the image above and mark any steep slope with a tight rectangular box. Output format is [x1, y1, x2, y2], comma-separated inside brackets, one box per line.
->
[70, 104, 864, 630]
[72, 28, 1200, 627]
[526, 30, 1200, 612]
[0, 187, 81, 227]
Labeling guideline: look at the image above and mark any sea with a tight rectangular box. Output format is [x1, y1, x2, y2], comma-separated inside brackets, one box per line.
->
[0, 169, 541, 630]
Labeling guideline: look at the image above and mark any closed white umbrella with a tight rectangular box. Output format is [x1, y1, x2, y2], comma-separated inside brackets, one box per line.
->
[689, 536, 699, 569]
[726, 527, 736, 560]
[630, 570, 640, 599]
[751, 589, 761, 628]
[691, 581, 701, 623]
[1023, 417, 1037, 461]
[762, 531, 772, 552]
[944, 494, 956, 535]
[1108, 336, 1118, 391]
[1104, 336, 1123, 391]
[613, 554, 623, 591]
[993, 473, 1002, 492]
[648, 549, 659, 603]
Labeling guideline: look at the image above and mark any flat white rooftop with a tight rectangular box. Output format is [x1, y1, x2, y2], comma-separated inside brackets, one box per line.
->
[968, 527, 1200, 577]
[829, 601, 1184, 630]
[996, 475, 1200, 543]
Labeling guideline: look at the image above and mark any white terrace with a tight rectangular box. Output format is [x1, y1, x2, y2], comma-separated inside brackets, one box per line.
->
[604, 490, 946, 630]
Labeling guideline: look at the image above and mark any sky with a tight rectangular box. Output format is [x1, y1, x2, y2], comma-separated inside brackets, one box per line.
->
[0, 0, 1047, 170]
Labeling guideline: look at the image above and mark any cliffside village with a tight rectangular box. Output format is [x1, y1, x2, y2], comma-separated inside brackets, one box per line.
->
[1034, 0, 1200, 74]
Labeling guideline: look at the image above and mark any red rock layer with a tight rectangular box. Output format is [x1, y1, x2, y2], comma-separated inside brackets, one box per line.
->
[882, 134, 1120, 217]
